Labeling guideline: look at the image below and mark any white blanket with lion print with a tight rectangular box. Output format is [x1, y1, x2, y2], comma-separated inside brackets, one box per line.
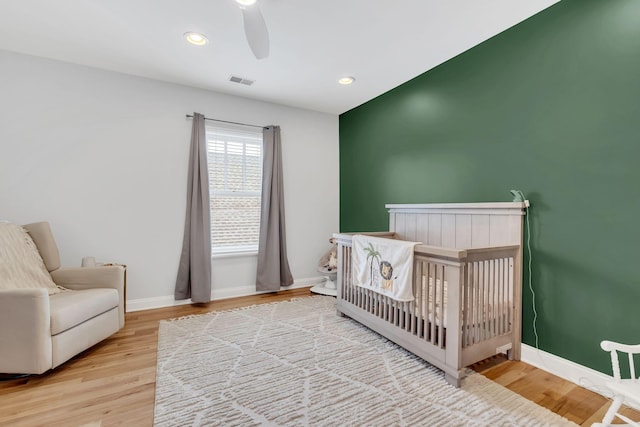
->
[352, 235, 420, 302]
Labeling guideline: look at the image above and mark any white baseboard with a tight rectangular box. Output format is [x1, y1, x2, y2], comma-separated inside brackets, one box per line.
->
[126, 295, 193, 312]
[126, 276, 325, 312]
[521, 344, 640, 409]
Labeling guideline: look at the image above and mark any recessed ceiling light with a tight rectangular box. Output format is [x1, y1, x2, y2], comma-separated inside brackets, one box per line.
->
[184, 32, 208, 46]
[235, 0, 257, 6]
[338, 76, 356, 85]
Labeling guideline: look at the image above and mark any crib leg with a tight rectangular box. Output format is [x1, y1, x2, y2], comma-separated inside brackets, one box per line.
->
[506, 342, 521, 361]
[445, 372, 461, 388]
[336, 309, 347, 318]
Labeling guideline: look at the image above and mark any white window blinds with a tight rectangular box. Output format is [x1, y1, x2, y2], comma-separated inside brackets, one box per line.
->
[206, 124, 263, 254]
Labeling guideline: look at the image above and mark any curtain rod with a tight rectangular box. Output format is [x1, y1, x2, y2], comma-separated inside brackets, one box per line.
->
[185, 114, 267, 129]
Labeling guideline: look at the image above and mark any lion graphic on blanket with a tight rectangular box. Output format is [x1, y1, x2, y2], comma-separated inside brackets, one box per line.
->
[379, 261, 395, 291]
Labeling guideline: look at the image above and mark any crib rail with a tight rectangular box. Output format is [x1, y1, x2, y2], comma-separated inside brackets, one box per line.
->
[335, 234, 518, 354]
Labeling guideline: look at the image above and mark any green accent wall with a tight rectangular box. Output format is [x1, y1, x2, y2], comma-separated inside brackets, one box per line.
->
[339, 0, 640, 373]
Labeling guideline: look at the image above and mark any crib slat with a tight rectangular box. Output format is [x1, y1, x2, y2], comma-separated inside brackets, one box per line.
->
[404, 300, 409, 332]
[350, 246, 354, 304]
[488, 260, 492, 338]
[349, 246, 352, 303]
[471, 261, 477, 345]
[392, 300, 395, 326]
[484, 260, 489, 340]
[477, 261, 482, 343]
[495, 258, 500, 336]
[468, 261, 473, 347]
[384, 294, 388, 321]
[498, 258, 503, 336]
[504, 258, 509, 334]
[341, 246, 346, 301]
[508, 258, 514, 330]
[438, 264, 445, 348]
[503, 257, 509, 334]
[372, 288, 376, 316]
[476, 261, 481, 344]
[477, 261, 482, 342]
[424, 266, 429, 340]
[484, 260, 489, 341]
[471, 261, 476, 345]
[417, 262, 424, 338]
[497, 258, 502, 335]
[414, 261, 419, 334]
[383, 295, 388, 322]
[465, 262, 472, 347]
[472, 261, 478, 345]
[479, 261, 484, 342]
[494, 258, 498, 337]
[370, 289, 375, 313]
[480, 261, 486, 343]
[346, 246, 350, 303]
[490, 259, 495, 337]
[348, 247, 351, 303]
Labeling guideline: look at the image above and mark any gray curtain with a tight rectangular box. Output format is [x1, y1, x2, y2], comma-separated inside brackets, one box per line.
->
[256, 125, 294, 291]
[175, 112, 212, 302]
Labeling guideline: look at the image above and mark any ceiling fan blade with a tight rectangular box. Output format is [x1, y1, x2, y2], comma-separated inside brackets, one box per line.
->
[240, 5, 270, 59]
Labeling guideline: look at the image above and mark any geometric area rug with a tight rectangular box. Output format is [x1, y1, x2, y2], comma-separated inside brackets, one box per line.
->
[154, 296, 577, 426]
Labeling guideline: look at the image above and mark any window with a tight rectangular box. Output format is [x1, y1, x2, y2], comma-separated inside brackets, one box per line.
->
[207, 124, 263, 255]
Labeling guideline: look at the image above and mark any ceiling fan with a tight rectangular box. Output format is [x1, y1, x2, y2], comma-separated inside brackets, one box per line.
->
[234, 0, 270, 59]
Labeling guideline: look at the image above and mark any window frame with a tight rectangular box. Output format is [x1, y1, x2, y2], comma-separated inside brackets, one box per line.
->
[206, 124, 263, 256]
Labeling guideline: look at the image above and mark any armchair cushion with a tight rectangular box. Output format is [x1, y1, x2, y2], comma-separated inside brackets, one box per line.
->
[51, 266, 126, 328]
[0, 222, 62, 294]
[49, 289, 119, 335]
[22, 222, 61, 272]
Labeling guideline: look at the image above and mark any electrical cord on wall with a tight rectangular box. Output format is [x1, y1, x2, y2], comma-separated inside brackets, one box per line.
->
[512, 192, 600, 391]
[512, 190, 539, 349]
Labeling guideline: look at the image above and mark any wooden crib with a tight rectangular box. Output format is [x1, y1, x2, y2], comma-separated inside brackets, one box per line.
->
[335, 202, 526, 387]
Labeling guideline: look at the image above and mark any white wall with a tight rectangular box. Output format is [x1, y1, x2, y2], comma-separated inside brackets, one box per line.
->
[0, 50, 339, 308]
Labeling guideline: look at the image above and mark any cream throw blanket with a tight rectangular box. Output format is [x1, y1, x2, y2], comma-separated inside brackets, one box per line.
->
[0, 221, 63, 294]
[352, 235, 419, 301]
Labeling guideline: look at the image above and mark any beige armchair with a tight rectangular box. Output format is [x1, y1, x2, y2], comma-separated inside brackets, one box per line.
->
[0, 222, 125, 375]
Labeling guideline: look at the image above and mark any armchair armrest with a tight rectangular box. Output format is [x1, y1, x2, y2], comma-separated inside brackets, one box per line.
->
[50, 266, 126, 328]
[0, 289, 52, 374]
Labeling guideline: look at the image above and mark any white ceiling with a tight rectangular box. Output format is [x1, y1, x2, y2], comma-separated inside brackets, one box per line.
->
[0, 0, 559, 115]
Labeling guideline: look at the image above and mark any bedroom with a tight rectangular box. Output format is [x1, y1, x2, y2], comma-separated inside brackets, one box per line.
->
[1, 0, 639, 425]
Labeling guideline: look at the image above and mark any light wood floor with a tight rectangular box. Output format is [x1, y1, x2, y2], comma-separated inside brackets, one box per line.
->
[0, 288, 636, 426]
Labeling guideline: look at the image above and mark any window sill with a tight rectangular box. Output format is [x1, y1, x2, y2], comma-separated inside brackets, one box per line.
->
[212, 251, 258, 259]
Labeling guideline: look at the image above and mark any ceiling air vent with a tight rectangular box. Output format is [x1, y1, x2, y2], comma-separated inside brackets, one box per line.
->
[229, 75, 254, 86]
